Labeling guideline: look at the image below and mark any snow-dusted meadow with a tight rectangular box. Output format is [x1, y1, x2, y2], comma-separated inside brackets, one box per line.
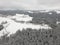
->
[0, 14, 52, 37]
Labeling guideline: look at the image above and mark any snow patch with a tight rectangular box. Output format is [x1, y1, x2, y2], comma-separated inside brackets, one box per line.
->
[7, 14, 33, 22]
[0, 14, 52, 37]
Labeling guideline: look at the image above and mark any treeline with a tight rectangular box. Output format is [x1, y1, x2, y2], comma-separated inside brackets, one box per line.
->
[0, 26, 60, 45]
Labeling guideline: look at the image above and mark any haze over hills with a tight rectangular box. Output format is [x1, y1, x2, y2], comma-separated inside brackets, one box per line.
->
[0, 9, 60, 22]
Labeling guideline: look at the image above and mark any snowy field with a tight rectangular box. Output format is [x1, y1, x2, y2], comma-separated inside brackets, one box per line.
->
[0, 14, 52, 37]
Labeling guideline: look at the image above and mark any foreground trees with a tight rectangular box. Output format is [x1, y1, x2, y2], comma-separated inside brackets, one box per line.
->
[0, 25, 4, 31]
[0, 27, 60, 45]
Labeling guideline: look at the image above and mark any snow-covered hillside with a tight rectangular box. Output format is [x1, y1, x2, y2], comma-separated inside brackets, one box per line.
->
[27, 10, 60, 14]
[0, 14, 52, 37]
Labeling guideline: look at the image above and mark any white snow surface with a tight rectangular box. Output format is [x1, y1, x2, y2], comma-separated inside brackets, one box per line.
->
[56, 11, 60, 14]
[28, 11, 34, 13]
[0, 14, 52, 37]
[56, 21, 60, 24]
[7, 14, 33, 22]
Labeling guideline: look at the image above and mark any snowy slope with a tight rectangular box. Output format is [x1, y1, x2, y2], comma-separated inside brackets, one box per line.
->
[0, 14, 52, 37]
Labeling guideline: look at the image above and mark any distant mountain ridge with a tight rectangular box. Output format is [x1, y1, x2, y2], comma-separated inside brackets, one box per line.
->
[0, 9, 60, 22]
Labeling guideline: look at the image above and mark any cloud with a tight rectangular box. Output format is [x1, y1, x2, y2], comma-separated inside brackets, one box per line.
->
[38, 0, 60, 7]
[0, 0, 60, 10]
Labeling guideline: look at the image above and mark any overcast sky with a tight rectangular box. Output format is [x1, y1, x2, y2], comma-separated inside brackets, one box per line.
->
[0, 0, 60, 10]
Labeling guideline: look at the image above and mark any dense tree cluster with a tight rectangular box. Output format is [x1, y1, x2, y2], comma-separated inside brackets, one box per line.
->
[0, 27, 60, 45]
[0, 25, 4, 31]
